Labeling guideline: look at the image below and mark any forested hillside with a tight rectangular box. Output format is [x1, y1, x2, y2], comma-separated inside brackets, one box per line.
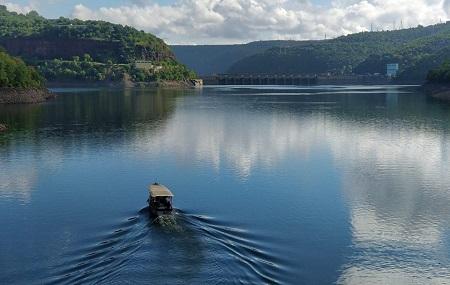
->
[172, 41, 300, 75]
[0, 6, 195, 83]
[427, 61, 450, 83]
[228, 23, 450, 82]
[0, 49, 44, 88]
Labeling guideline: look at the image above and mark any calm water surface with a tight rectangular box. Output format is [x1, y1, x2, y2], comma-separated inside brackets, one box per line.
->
[1, 85, 450, 284]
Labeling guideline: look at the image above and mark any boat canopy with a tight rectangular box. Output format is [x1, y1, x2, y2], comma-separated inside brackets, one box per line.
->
[149, 184, 174, 198]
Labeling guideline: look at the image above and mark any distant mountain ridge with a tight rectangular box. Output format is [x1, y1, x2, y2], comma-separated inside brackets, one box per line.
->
[171, 41, 301, 76]
[173, 22, 450, 83]
[229, 23, 450, 82]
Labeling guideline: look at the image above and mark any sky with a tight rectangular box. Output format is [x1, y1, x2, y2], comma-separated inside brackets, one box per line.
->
[1, 0, 450, 44]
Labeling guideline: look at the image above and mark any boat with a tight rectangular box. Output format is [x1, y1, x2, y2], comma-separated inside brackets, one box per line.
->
[148, 183, 174, 216]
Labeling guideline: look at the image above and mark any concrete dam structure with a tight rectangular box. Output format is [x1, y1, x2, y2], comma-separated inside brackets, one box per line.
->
[202, 74, 393, 86]
[203, 74, 318, 85]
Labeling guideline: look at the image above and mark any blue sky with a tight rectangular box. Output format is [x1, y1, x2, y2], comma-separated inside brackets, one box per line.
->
[2, 0, 448, 44]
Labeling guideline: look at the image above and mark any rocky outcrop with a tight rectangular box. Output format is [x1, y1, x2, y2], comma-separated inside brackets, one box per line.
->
[0, 37, 123, 62]
[424, 84, 450, 101]
[153, 79, 203, 89]
[189, 79, 203, 87]
[0, 123, 7, 132]
[0, 88, 55, 104]
[0, 37, 174, 63]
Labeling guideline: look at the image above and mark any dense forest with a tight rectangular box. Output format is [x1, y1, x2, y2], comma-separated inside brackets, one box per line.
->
[0, 6, 195, 83]
[37, 55, 195, 82]
[427, 61, 450, 83]
[0, 49, 44, 88]
[217, 23, 450, 82]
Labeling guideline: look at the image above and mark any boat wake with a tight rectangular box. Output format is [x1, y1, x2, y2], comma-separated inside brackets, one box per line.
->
[178, 210, 286, 284]
[47, 210, 150, 284]
[46, 208, 286, 284]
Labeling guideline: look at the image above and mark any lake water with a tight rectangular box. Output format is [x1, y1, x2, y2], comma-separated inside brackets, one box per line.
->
[1, 85, 450, 284]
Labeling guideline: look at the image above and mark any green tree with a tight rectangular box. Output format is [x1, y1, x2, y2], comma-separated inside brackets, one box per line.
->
[0, 50, 44, 88]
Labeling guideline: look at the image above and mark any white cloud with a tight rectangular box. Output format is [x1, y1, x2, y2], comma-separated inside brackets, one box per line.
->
[0, 0, 35, 14]
[69, 0, 450, 44]
[1, 0, 448, 44]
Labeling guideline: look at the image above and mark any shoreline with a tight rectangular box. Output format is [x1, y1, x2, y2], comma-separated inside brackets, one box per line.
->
[46, 79, 203, 89]
[423, 83, 450, 101]
[0, 88, 55, 104]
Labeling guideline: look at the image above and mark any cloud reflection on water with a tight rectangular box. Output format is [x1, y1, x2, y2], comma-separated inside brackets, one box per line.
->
[131, 91, 450, 283]
[0, 148, 61, 203]
[1, 87, 450, 283]
[333, 124, 450, 284]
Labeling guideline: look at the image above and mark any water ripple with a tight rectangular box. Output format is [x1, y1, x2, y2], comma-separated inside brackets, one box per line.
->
[46, 208, 287, 284]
